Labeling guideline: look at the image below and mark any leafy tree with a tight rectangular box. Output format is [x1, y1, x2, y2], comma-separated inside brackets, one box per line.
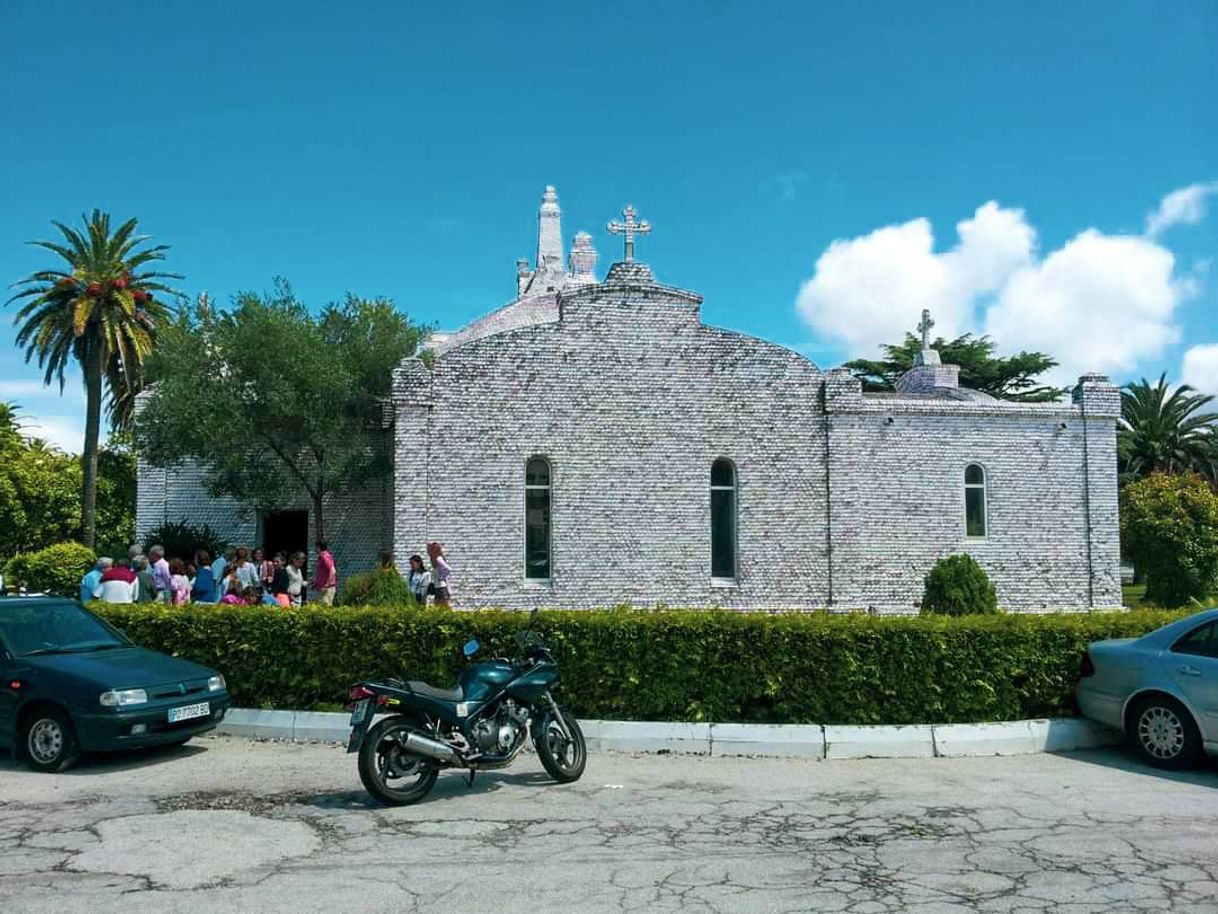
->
[135, 283, 427, 541]
[7, 211, 182, 546]
[1118, 374, 1218, 482]
[5, 541, 96, 596]
[920, 554, 1001, 616]
[0, 404, 135, 561]
[844, 333, 1067, 402]
[1121, 472, 1218, 606]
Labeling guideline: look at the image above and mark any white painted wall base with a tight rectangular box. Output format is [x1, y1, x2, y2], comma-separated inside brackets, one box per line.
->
[215, 709, 1123, 759]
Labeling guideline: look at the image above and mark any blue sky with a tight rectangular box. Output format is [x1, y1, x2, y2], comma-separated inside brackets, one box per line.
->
[1, 1, 1215, 451]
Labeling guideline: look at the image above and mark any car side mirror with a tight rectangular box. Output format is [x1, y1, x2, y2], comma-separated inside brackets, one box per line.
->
[462, 639, 480, 658]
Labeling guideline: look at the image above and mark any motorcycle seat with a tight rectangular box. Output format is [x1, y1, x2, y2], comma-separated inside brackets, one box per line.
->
[408, 680, 464, 702]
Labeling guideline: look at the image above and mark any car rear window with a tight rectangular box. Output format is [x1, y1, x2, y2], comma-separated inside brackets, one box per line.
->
[1172, 622, 1217, 659]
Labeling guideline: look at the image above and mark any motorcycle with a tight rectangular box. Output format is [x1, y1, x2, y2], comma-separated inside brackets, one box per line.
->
[346, 608, 586, 805]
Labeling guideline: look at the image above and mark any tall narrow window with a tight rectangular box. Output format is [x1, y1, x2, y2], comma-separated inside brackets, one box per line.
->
[964, 464, 987, 537]
[525, 457, 551, 580]
[711, 458, 737, 580]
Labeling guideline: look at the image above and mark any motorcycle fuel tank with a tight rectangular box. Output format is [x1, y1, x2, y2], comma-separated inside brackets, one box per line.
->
[459, 660, 516, 701]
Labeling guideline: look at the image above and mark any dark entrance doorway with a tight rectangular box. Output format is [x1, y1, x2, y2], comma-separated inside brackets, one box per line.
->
[262, 510, 309, 564]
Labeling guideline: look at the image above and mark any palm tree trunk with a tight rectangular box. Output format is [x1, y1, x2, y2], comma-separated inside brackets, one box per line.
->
[81, 344, 104, 548]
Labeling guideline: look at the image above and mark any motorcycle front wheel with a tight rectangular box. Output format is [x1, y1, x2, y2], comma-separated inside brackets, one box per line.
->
[535, 707, 586, 783]
[358, 717, 439, 806]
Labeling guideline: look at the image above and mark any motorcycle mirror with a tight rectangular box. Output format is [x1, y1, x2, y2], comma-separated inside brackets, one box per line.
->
[462, 638, 481, 658]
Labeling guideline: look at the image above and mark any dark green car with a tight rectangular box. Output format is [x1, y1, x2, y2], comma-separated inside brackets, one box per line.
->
[0, 596, 232, 771]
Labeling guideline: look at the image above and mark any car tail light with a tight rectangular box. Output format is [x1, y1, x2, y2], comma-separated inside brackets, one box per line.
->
[1080, 652, 1096, 678]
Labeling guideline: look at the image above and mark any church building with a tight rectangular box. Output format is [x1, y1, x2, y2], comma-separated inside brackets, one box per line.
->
[137, 186, 1123, 613]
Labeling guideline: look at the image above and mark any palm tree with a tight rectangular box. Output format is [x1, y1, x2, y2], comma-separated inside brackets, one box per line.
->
[1119, 374, 1218, 481]
[7, 211, 182, 546]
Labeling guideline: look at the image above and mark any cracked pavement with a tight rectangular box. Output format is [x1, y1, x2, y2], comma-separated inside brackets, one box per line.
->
[1, 736, 1216, 912]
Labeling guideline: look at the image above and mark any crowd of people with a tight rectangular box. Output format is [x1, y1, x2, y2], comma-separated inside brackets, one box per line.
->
[78, 538, 453, 607]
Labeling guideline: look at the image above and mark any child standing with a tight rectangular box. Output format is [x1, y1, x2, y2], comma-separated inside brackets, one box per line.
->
[168, 558, 192, 606]
[407, 554, 430, 606]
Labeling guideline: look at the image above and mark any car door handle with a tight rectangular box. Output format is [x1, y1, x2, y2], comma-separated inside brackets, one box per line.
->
[1177, 666, 1203, 677]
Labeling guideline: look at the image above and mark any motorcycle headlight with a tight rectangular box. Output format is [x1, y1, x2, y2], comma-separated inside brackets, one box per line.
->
[100, 688, 148, 707]
[208, 675, 226, 692]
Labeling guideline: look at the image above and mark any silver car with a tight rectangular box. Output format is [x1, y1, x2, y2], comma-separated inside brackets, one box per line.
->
[1077, 608, 1218, 768]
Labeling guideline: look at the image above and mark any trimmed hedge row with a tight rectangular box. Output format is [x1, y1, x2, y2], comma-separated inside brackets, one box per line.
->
[91, 604, 1189, 724]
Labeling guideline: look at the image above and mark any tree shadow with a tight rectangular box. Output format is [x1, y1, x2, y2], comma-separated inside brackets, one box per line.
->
[1055, 745, 1218, 787]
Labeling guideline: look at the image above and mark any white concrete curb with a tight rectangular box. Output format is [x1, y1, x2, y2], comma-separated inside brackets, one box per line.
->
[216, 708, 1122, 759]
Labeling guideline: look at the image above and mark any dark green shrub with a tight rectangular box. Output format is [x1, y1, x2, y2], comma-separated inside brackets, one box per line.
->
[142, 519, 229, 563]
[7, 541, 97, 596]
[338, 568, 415, 607]
[921, 554, 1000, 616]
[1121, 472, 1218, 607]
[90, 604, 1186, 723]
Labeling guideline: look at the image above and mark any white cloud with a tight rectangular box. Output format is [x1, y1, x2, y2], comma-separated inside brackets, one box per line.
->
[795, 201, 1033, 356]
[1182, 344, 1218, 396]
[796, 198, 1198, 383]
[0, 378, 86, 405]
[20, 414, 86, 454]
[984, 230, 1184, 383]
[1146, 181, 1218, 238]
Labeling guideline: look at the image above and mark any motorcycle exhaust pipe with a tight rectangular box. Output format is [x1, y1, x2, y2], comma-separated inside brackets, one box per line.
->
[402, 729, 457, 762]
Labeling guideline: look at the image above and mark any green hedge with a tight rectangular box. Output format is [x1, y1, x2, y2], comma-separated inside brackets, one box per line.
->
[91, 604, 1189, 724]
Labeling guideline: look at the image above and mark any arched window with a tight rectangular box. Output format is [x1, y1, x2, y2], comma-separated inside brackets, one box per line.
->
[711, 458, 737, 580]
[964, 464, 987, 538]
[525, 457, 551, 580]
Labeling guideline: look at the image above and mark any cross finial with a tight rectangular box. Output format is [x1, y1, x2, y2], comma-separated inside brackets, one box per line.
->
[917, 309, 935, 351]
[607, 204, 651, 262]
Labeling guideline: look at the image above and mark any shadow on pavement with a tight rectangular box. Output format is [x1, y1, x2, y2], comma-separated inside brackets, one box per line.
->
[0, 740, 208, 775]
[303, 768, 557, 810]
[1057, 744, 1218, 787]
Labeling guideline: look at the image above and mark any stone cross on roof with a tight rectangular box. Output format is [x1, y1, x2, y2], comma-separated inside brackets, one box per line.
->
[917, 309, 934, 350]
[607, 204, 651, 263]
[914, 309, 941, 367]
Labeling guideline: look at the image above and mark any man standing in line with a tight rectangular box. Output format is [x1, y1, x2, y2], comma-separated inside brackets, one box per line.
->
[310, 539, 337, 605]
[148, 545, 172, 602]
[211, 547, 233, 595]
[79, 557, 112, 603]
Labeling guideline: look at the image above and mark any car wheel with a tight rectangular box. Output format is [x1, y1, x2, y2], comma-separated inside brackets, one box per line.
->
[21, 707, 81, 773]
[1130, 696, 1202, 770]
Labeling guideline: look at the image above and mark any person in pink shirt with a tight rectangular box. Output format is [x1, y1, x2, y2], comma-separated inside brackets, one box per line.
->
[168, 558, 192, 605]
[310, 539, 337, 605]
[426, 542, 452, 607]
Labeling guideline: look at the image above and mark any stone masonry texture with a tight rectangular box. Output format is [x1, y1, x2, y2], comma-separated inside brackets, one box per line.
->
[136, 188, 1122, 613]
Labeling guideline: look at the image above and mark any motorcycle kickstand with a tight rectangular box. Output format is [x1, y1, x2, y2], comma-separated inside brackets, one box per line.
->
[466, 769, 476, 788]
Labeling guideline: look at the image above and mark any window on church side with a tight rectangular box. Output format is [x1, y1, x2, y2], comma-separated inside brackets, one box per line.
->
[711, 458, 737, 581]
[964, 464, 987, 538]
[525, 457, 551, 580]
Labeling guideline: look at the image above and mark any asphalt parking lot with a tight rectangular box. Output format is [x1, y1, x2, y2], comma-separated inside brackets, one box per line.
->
[1, 735, 1216, 913]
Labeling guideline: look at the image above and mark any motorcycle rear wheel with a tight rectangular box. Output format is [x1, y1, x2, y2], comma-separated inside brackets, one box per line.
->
[535, 708, 586, 783]
[358, 717, 439, 806]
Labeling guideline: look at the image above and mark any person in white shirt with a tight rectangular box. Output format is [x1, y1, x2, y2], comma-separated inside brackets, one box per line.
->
[408, 554, 430, 605]
[95, 571, 136, 603]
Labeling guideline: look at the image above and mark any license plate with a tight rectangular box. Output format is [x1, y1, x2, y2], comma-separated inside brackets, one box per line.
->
[168, 701, 210, 723]
[349, 698, 371, 726]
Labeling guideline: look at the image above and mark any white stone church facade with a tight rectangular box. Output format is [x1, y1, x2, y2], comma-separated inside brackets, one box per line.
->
[137, 187, 1122, 613]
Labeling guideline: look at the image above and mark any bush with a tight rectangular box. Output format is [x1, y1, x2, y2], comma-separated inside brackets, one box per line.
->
[338, 568, 416, 607]
[142, 519, 229, 563]
[90, 604, 1186, 723]
[920, 554, 999, 616]
[1121, 472, 1218, 607]
[8, 541, 97, 596]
